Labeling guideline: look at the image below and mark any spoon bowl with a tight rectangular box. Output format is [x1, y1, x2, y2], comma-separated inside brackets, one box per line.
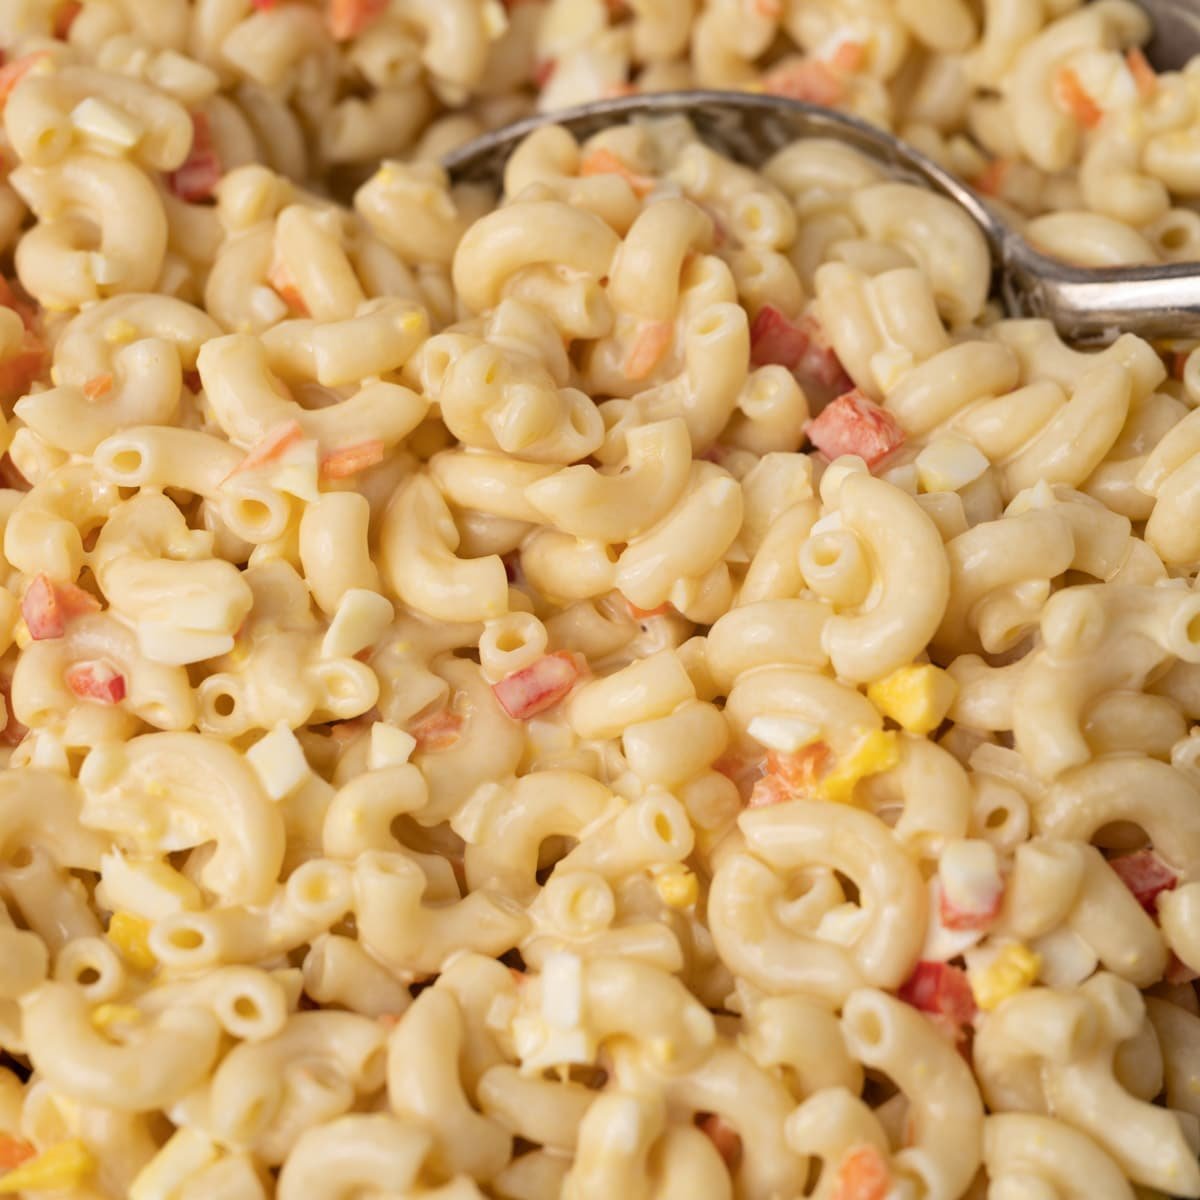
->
[444, 83, 1200, 344]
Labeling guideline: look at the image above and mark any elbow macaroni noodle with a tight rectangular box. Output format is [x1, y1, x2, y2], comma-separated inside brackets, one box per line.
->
[0, 1, 1199, 1198]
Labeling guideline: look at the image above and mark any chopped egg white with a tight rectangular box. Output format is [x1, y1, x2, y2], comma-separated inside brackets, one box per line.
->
[137, 622, 235, 666]
[921, 877, 988, 962]
[320, 589, 393, 660]
[96, 849, 201, 920]
[70, 97, 143, 149]
[367, 722, 416, 770]
[915, 436, 990, 493]
[748, 713, 821, 753]
[541, 952, 584, 1028]
[939, 839, 1003, 917]
[246, 722, 311, 801]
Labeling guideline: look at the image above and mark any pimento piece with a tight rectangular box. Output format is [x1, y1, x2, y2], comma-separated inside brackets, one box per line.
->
[832, 1145, 890, 1200]
[939, 885, 1003, 933]
[1109, 849, 1178, 915]
[806, 390, 905, 468]
[0, 54, 50, 110]
[52, 1, 81, 38]
[0, 1133, 35, 1170]
[533, 58, 557, 88]
[327, 0, 388, 40]
[491, 652, 580, 720]
[623, 320, 673, 381]
[579, 148, 656, 197]
[761, 58, 844, 106]
[796, 315, 852, 393]
[21, 574, 100, 640]
[1055, 66, 1103, 128]
[697, 1114, 742, 1171]
[252, 0, 283, 7]
[166, 111, 222, 203]
[749, 304, 809, 371]
[898, 961, 977, 1041]
[320, 440, 386, 480]
[1127, 48, 1157, 99]
[65, 661, 126, 705]
[225, 420, 304, 480]
[82, 373, 113, 401]
[767, 742, 830, 791]
[748, 774, 791, 808]
[748, 743, 830, 807]
[409, 707, 464, 752]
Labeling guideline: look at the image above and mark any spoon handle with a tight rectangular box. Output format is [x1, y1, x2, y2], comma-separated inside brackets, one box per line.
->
[1005, 250, 1200, 344]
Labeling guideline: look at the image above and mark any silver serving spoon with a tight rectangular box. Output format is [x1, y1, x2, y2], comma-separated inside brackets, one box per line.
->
[444, 0, 1200, 344]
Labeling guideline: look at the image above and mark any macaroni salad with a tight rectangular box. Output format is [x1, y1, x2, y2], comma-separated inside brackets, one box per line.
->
[0, 1, 1200, 1199]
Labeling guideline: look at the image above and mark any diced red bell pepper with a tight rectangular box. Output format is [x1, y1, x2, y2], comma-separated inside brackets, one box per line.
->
[750, 305, 809, 372]
[409, 707, 465, 752]
[22, 574, 100, 640]
[939, 883, 1003, 933]
[0, 1133, 35, 1169]
[805, 390, 905, 467]
[898, 961, 977, 1041]
[65, 660, 126, 705]
[1109, 849, 1177, 915]
[166, 111, 222, 203]
[491, 652, 579, 720]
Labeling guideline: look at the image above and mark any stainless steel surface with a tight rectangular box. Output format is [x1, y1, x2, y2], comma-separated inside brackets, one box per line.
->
[444, 15, 1200, 345]
[1141, 0, 1200, 71]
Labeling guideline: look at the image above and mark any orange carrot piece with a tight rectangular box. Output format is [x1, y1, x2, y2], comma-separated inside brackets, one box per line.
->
[320, 440, 386, 480]
[833, 1145, 891, 1200]
[623, 320, 673, 381]
[225, 420, 304, 480]
[579, 148, 656, 196]
[1056, 66, 1103, 128]
[82, 373, 113, 401]
[1127, 48, 1157, 99]
[266, 256, 309, 315]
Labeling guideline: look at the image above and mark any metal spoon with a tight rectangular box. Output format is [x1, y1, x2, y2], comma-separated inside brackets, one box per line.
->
[444, 11, 1200, 344]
